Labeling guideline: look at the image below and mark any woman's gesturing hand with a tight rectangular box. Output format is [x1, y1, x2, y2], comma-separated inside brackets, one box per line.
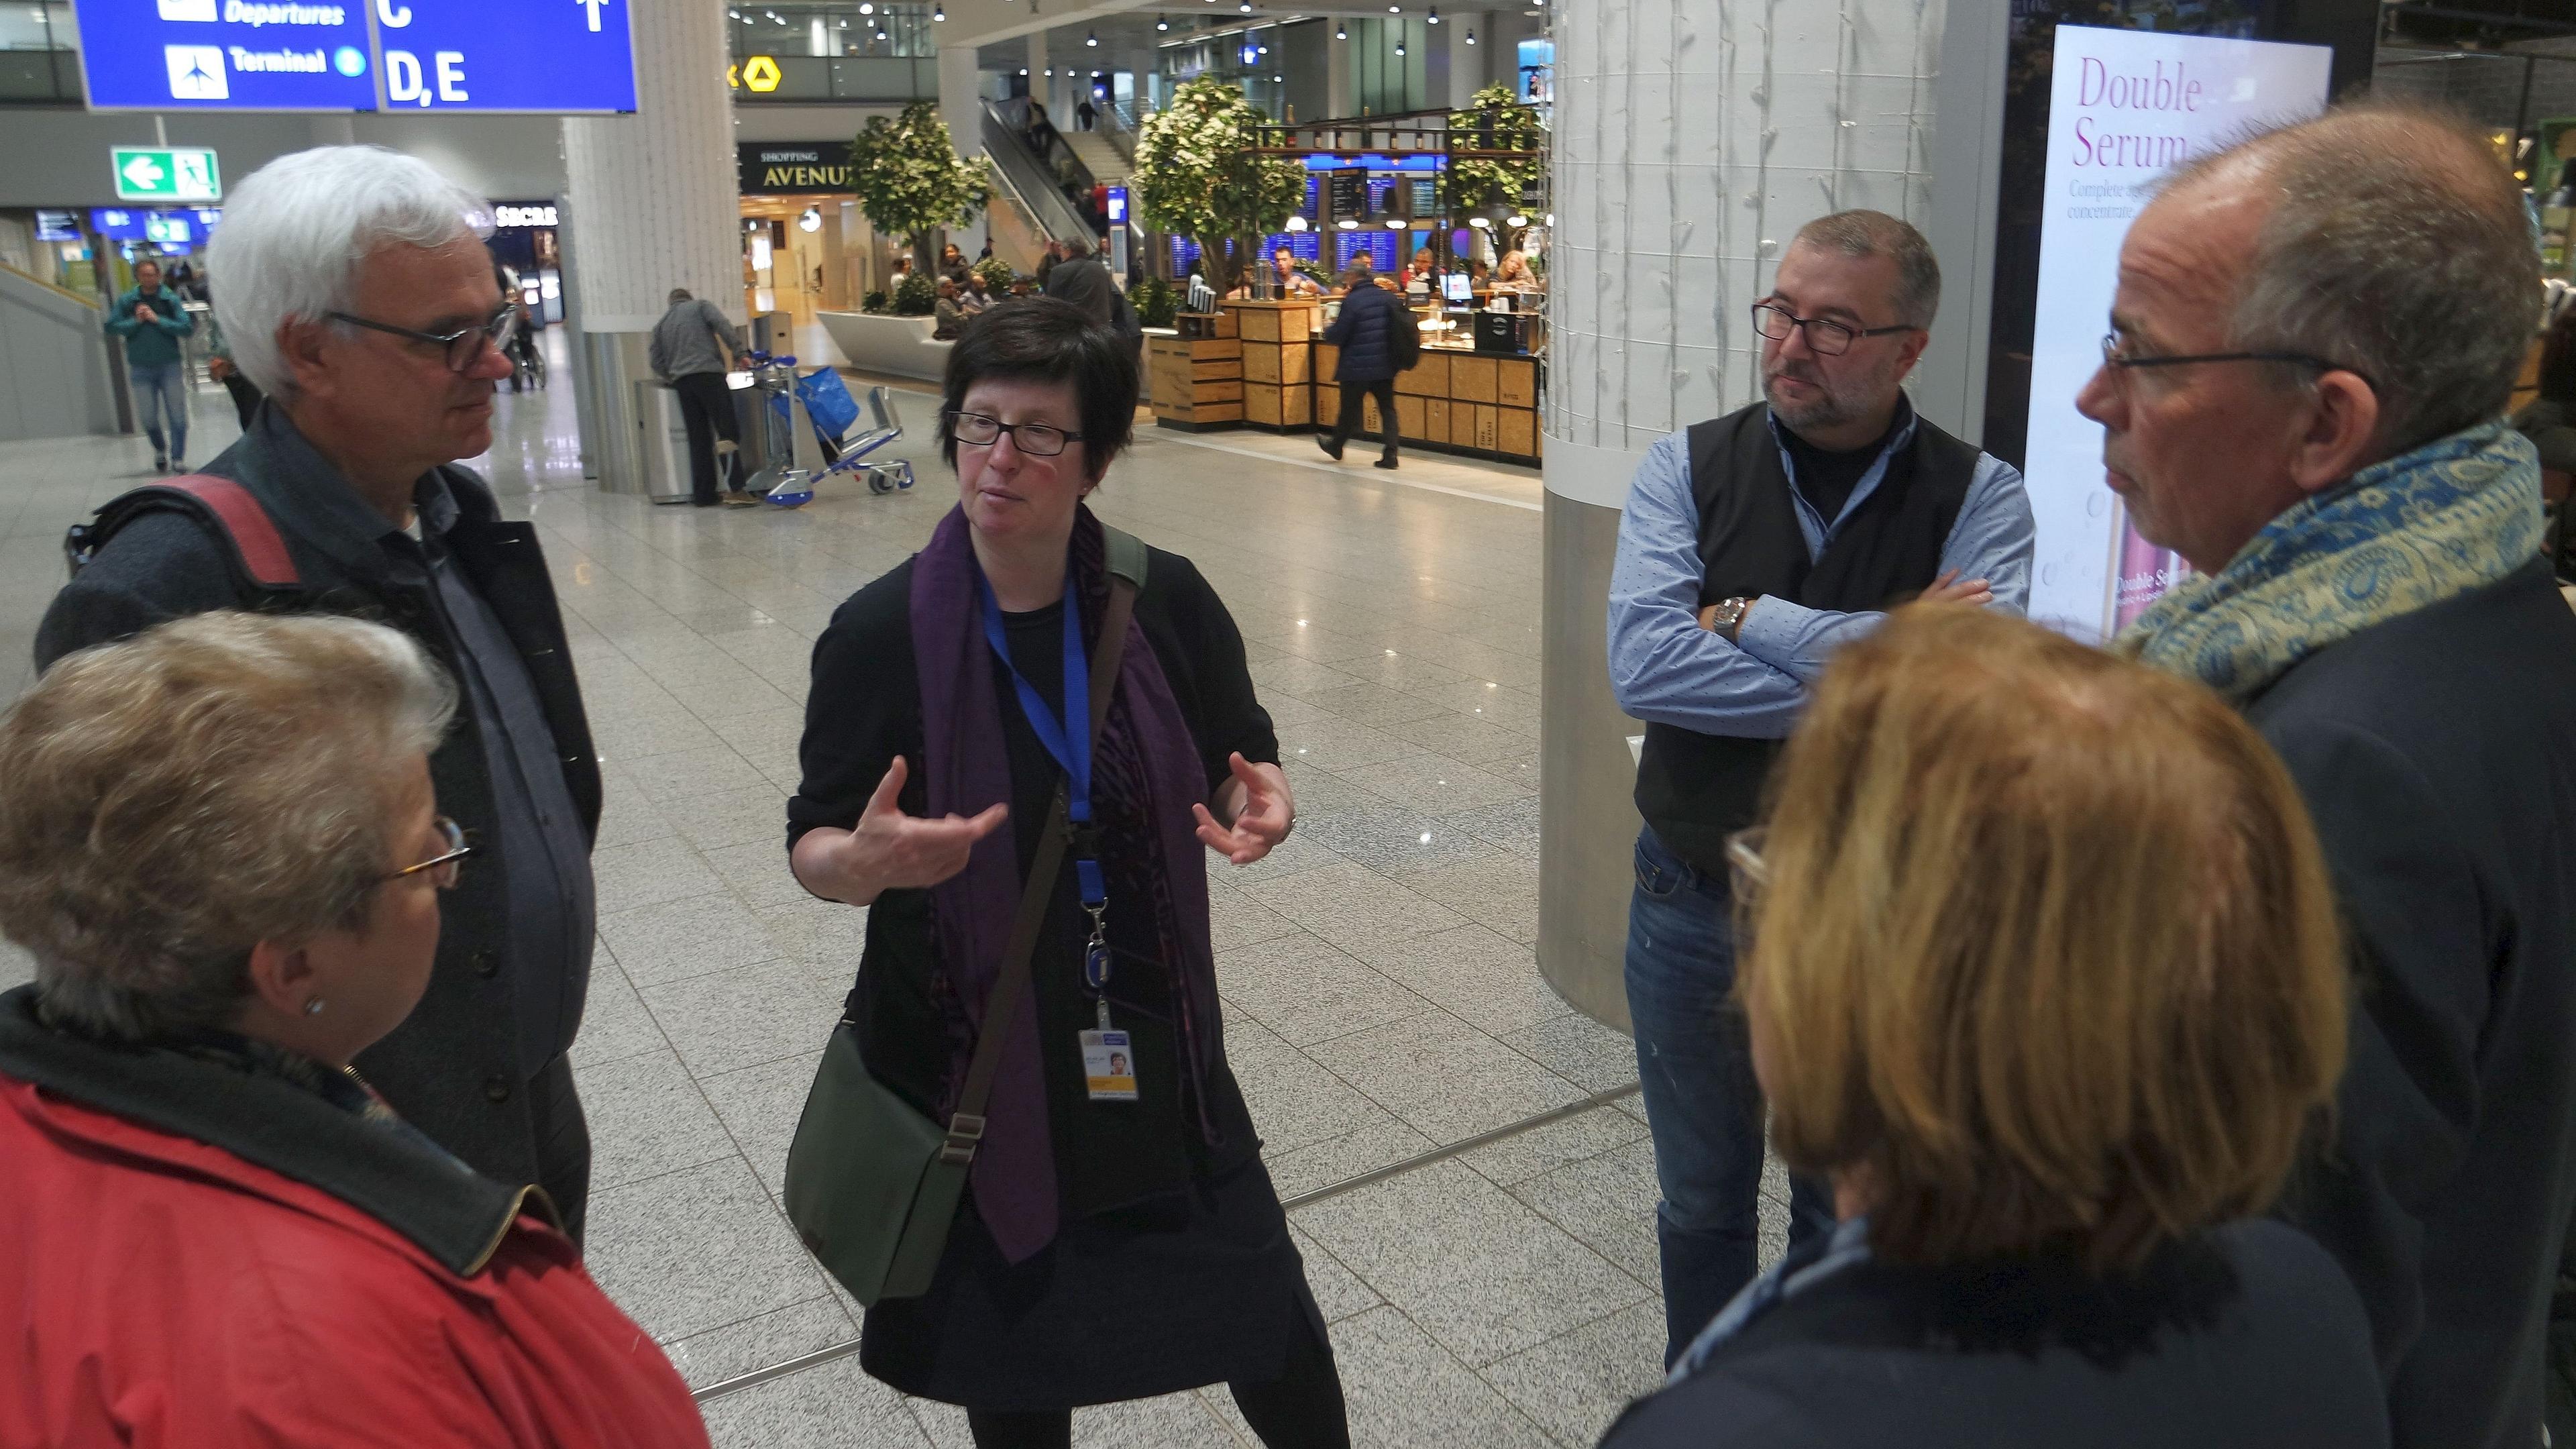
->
[1195, 753, 1295, 866]
[793, 757, 1007, 905]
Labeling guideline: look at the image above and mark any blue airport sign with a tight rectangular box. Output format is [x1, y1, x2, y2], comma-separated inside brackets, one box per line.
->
[70, 0, 637, 113]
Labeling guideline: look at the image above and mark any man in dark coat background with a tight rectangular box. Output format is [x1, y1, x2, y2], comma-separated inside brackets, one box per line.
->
[36, 146, 604, 1239]
[1318, 260, 1409, 470]
[2086, 105, 2576, 1449]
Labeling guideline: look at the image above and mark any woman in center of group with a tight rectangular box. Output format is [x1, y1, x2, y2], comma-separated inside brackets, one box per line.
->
[788, 298, 1350, 1448]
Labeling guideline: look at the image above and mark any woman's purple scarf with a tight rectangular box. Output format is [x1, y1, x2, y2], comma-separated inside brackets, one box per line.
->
[910, 502, 1224, 1264]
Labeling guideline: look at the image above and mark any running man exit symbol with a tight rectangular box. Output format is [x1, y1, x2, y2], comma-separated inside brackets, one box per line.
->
[576, 0, 610, 31]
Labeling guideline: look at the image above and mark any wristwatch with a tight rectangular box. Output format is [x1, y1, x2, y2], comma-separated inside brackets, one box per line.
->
[1707, 596, 1756, 643]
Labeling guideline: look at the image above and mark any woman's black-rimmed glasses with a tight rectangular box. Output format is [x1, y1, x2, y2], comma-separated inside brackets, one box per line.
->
[946, 409, 1087, 458]
[327, 303, 521, 374]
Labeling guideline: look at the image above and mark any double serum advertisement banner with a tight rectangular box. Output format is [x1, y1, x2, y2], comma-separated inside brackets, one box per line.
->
[2021, 25, 2331, 642]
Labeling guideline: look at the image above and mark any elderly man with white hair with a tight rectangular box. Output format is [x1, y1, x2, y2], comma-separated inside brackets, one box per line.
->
[2080, 103, 2576, 1449]
[34, 146, 602, 1238]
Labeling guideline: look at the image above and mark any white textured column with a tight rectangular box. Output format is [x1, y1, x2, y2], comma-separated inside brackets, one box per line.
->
[557, 0, 739, 492]
[940, 42, 988, 256]
[559, 0, 737, 329]
[1536, 0, 1947, 1028]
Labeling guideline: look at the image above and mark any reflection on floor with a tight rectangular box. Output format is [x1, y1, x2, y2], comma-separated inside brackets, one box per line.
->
[0, 347, 1791, 1449]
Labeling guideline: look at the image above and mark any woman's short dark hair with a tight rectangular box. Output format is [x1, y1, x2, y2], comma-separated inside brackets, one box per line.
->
[939, 297, 1137, 480]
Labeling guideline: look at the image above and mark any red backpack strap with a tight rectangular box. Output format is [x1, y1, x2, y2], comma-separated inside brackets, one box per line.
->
[158, 474, 300, 590]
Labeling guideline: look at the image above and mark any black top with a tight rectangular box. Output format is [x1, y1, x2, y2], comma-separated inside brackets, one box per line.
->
[1600, 1220, 2387, 1449]
[788, 547, 1279, 1216]
[34, 407, 598, 1192]
[1324, 282, 1407, 382]
[2245, 559, 2576, 1449]
[1778, 413, 1898, 525]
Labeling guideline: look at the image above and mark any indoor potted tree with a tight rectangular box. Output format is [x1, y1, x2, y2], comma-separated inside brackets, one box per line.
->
[1132, 77, 1305, 299]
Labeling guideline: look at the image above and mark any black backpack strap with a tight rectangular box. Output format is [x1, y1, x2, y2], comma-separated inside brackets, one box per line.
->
[66, 474, 303, 598]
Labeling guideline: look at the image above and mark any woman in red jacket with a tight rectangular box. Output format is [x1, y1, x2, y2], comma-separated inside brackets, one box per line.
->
[0, 610, 709, 1449]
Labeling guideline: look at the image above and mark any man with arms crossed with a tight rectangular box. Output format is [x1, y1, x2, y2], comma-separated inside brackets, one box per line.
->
[1607, 210, 2035, 1364]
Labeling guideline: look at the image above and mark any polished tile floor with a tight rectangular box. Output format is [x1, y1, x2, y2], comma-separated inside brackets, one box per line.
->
[0, 340, 1790, 1448]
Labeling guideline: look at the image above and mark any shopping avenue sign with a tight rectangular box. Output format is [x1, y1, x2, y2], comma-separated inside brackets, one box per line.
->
[110, 147, 223, 203]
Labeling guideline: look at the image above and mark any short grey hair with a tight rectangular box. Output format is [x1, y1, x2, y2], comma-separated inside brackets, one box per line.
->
[2167, 103, 2538, 456]
[669, 287, 694, 304]
[0, 612, 456, 1043]
[205, 146, 494, 400]
[1792, 210, 1942, 329]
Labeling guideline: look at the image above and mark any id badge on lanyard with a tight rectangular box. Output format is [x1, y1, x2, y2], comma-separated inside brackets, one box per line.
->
[978, 570, 1135, 1103]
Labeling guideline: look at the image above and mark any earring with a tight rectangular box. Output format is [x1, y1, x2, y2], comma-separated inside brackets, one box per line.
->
[303, 998, 326, 1016]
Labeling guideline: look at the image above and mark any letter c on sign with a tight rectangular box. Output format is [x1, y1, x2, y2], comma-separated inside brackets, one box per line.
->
[377, 0, 410, 25]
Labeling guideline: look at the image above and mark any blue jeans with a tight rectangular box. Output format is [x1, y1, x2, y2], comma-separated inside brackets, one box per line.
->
[1624, 825, 1834, 1365]
[129, 362, 188, 464]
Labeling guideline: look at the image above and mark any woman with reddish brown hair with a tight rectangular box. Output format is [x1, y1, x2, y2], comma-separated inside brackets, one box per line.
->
[1601, 605, 2385, 1449]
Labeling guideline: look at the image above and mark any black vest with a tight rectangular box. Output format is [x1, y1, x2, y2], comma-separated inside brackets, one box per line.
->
[1634, 401, 1980, 871]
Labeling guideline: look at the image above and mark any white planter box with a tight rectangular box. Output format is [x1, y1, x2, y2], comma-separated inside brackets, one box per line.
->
[814, 311, 954, 383]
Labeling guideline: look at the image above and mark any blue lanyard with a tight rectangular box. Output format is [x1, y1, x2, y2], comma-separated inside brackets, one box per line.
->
[977, 572, 1112, 985]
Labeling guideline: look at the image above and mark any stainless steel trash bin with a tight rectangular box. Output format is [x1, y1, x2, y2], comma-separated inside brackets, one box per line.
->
[631, 378, 698, 505]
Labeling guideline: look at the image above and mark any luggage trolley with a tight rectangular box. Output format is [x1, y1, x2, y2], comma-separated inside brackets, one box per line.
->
[812, 381, 915, 497]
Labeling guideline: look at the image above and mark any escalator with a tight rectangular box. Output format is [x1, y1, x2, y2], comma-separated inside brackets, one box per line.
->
[983, 100, 1102, 252]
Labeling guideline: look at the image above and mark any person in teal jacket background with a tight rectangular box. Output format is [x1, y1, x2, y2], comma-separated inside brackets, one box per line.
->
[103, 258, 197, 472]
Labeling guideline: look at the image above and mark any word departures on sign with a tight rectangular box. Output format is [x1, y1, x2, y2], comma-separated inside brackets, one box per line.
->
[73, 0, 639, 113]
[111, 146, 223, 202]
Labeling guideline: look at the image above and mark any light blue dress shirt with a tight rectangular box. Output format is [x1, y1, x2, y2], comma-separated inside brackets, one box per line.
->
[1605, 401, 2035, 739]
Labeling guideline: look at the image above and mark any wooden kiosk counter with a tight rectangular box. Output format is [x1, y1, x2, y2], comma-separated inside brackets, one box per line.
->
[1144, 297, 1542, 467]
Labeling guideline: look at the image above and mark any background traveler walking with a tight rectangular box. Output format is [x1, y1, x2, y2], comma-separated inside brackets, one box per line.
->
[650, 287, 755, 508]
[2084, 103, 2576, 1449]
[0, 613, 710, 1448]
[1605, 209, 2035, 1365]
[1600, 606, 2384, 1449]
[1318, 260, 1409, 470]
[105, 258, 195, 472]
[785, 301, 1350, 1449]
[35, 144, 605, 1240]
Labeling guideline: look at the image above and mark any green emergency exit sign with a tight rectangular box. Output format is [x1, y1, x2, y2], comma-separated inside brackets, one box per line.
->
[110, 147, 221, 203]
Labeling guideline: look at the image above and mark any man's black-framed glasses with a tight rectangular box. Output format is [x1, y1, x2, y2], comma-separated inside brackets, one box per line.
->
[380, 816, 472, 892]
[945, 410, 1085, 458]
[1751, 303, 1919, 357]
[327, 303, 521, 374]
[2098, 333, 2377, 393]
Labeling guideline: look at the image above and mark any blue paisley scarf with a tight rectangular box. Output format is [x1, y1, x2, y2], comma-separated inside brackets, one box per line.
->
[2116, 421, 2544, 701]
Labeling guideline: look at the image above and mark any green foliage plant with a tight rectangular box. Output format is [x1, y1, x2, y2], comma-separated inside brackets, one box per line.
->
[971, 254, 1016, 292]
[891, 272, 938, 316]
[862, 289, 890, 315]
[1132, 78, 1305, 296]
[1442, 83, 1546, 252]
[849, 101, 991, 271]
[1131, 275, 1180, 329]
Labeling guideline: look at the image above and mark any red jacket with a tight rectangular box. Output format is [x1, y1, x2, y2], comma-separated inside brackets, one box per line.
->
[0, 1068, 712, 1448]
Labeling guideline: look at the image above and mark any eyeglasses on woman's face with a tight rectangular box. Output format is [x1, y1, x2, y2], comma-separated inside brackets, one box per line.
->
[946, 409, 1085, 458]
[380, 816, 471, 891]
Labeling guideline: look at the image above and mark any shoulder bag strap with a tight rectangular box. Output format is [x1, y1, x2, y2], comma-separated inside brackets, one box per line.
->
[939, 572, 1142, 1163]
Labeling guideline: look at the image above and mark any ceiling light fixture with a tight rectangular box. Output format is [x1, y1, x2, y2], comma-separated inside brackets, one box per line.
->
[1336, 218, 1357, 230]
[1393, 38, 1405, 52]
[1385, 217, 1405, 229]
[1018, 66, 1028, 74]
[1464, 26, 1474, 42]
[1286, 215, 1309, 231]
[1505, 213, 1527, 226]
[1426, 6, 1438, 20]
[1085, 28, 1098, 43]
[1468, 216, 1489, 228]
[1334, 21, 1346, 36]
[1155, 14, 1168, 28]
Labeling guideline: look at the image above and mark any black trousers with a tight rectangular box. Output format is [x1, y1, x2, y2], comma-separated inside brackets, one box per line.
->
[672, 371, 744, 503]
[963, 1292, 1350, 1448]
[527, 1051, 593, 1244]
[1329, 377, 1399, 463]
